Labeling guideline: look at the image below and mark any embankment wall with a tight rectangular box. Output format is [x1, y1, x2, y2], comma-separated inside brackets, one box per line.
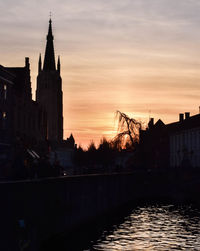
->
[0, 171, 199, 250]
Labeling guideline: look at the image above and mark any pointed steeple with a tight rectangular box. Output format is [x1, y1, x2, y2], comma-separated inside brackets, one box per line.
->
[36, 18, 63, 142]
[43, 19, 56, 71]
[57, 55, 60, 74]
[38, 53, 42, 74]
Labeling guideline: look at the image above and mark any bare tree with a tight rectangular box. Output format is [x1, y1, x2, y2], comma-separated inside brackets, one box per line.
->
[113, 111, 141, 150]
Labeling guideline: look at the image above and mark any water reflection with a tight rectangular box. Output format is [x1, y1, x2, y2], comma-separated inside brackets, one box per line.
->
[89, 205, 200, 251]
[43, 204, 200, 250]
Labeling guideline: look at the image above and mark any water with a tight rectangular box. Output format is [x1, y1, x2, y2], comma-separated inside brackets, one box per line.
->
[44, 204, 200, 251]
[89, 205, 200, 251]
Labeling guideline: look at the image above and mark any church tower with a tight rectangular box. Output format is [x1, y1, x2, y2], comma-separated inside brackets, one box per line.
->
[36, 19, 63, 142]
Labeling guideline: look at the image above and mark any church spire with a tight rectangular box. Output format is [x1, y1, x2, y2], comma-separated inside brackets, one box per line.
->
[43, 19, 56, 71]
[57, 55, 60, 74]
[38, 53, 42, 73]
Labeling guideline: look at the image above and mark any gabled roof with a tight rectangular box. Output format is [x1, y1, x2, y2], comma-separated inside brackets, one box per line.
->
[154, 119, 165, 129]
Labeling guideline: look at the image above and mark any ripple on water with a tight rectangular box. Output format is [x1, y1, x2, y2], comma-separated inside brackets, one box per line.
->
[90, 205, 200, 251]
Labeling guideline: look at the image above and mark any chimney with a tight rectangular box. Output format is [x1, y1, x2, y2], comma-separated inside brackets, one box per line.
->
[179, 113, 184, 122]
[148, 118, 154, 129]
[25, 57, 30, 69]
[185, 112, 190, 119]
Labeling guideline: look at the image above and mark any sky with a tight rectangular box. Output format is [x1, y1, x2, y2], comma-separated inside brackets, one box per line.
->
[1, 0, 200, 147]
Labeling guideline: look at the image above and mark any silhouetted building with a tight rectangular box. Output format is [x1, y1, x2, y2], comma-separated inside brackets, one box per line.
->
[36, 19, 63, 142]
[140, 118, 169, 169]
[0, 65, 14, 160]
[48, 134, 77, 174]
[169, 112, 200, 168]
[140, 112, 200, 169]
[64, 134, 76, 149]
[5, 58, 47, 146]
[1, 19, 73, 169]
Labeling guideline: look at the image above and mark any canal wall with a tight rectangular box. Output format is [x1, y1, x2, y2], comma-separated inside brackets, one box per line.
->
[0, 171, 200, 250]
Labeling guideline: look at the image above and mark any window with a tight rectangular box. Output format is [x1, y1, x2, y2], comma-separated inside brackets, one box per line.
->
[3, 84, 7, 100]
[2, 112, 6, 129]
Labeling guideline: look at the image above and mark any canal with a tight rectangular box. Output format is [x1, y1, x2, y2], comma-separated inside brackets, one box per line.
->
[42, 203, 200, 250]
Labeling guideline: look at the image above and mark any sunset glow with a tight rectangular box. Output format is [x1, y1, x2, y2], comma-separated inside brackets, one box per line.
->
[1, 0, 200, 147]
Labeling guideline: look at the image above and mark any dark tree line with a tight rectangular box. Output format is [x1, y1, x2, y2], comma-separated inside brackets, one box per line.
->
[74, 138, 117, 174]
[74, 111, 143, 174]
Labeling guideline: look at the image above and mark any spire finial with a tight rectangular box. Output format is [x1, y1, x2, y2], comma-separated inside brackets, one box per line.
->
[49, 11, 52, 21]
